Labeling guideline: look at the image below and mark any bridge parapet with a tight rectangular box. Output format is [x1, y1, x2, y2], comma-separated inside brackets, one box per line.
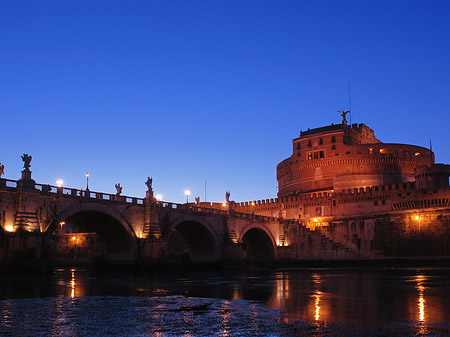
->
[0, 178, 145, 206]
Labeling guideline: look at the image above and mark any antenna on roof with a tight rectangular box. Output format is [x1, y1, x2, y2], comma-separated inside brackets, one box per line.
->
[348, 80, 352, 125]
[429, 138, 433, 166]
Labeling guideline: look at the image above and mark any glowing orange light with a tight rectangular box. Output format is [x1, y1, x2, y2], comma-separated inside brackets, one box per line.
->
[72, 237, 76, 241]
[5, 225, 14, 232]
[414, 215, 420, 220]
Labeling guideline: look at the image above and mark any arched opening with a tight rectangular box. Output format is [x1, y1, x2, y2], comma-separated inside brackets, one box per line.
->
[167, 220, 217, 263]
[0, 226, 5, 260]
[43, 210, 136, 263]
[242, 228, 275, 261]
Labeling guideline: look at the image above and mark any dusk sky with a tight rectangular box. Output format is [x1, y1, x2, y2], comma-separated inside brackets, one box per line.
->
[1, 1, 450, 204]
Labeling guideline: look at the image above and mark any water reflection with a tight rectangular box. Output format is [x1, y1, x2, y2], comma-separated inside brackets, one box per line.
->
[0, 268, 450, 331]
[311, 273, 322, 322]
[415, 274, 427, 322]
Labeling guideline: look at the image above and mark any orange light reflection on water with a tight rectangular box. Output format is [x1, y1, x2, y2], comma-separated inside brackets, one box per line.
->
[414, 274, 426, 322]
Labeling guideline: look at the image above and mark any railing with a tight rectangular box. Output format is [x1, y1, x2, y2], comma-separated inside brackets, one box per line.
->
[1, 178, 278, 222]
[158, 201, 278, 222]
[0, 178, 144, 206]
[1, 179, 18, 188]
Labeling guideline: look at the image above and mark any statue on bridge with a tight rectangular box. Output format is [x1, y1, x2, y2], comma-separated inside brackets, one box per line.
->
[21, 154, 32, 170]
[195, 196, 200, 205]
[225, 191, 230, 203]
[0, 163, 4, 178]
[145, 177, 153, 191]
[115, 183, 123, 196]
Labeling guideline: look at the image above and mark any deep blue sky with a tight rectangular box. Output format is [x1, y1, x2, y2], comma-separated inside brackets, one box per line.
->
[1, 1, 450, 203]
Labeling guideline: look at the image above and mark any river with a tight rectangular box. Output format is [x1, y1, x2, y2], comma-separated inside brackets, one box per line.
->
[1, 267, 449, 336]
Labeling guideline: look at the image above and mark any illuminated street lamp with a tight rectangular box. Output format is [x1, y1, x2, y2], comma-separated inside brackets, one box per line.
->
[56, 179, 63, 187]
[85, 173, 89, 191]
[59, 221, 65, 234]
[156, 194, 162, 201]
[185, 189, 191, 203]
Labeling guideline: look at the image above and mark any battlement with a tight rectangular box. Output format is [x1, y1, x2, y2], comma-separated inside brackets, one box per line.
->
[236, 182, 417, 208]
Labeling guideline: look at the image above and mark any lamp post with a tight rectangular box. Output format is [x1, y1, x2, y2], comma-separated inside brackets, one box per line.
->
[59, 221, 65, 234]
[56, 179, 63, 187]
[185, 189, 191, 203]
[85, 173, 89, 191]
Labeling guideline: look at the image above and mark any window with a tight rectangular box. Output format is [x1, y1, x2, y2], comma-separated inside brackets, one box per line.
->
[297, 151, 301, 157]
[307, 150, 325, 160]
[296, 143, 301, 150]
[308, 140, 312, 147]
[331, 136, 336, 143]
[332, 145, 336, 150]
[319, 138, 323, 145]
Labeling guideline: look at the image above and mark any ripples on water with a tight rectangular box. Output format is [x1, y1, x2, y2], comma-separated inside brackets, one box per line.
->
[2, 295, 448, 336]
[1, 268, 450, 336]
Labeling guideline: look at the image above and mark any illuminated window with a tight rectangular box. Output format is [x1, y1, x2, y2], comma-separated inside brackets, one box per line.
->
[307, 150, 325, 160]
[380, 148, 392, 154]
[369, 148, 373, 154]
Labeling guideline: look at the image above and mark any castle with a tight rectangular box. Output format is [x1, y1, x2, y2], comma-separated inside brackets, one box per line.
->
[230, 114, 450, 258]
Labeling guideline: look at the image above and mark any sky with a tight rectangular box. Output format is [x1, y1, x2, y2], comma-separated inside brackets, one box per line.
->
[1, 0, 450, 204]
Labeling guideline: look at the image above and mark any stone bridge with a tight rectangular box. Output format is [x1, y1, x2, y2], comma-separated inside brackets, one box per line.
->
[0, 173, 290, 264]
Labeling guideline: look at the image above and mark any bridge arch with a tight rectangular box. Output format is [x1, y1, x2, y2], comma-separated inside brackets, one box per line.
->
[167, 216, 221, 263]
[239, 224, 277, 261]
[43, 203, 138, 263]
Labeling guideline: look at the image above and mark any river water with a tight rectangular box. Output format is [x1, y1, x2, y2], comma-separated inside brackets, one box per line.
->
[1, 267, 449, 336]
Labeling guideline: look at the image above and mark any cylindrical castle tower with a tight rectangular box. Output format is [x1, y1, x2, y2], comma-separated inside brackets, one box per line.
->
[277, 121, 434, 197]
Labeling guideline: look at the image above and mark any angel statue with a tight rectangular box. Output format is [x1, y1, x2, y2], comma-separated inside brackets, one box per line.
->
[225, 191, 230, 203]
[21, 154, 32, 170]
[338, 110, 350, 124]
[0, 163, 4, 178]
[115, 183, 123, 196]
[145, 177, 153, 191]
[195, 196, 200, 205]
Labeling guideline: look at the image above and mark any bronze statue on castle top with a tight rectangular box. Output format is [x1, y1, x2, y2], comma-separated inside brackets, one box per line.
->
[0, 163, 4, 178]
[338, 110, 350, 124]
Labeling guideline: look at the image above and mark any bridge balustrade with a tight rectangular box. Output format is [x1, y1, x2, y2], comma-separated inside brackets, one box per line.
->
[0, 179, 144, 206]
[3, 179, 18, 188]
